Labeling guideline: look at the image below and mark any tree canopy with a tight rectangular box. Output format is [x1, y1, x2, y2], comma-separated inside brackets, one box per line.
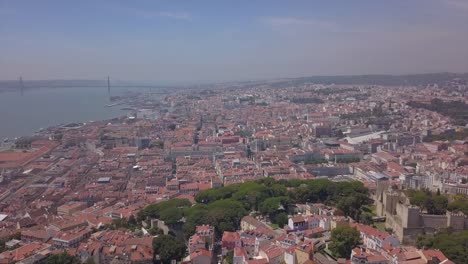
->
[407, 189, 465, 215]
[447, 194, 468, 215]
[153, 235, 186, 264]
[192, 179, 368, 237]
[46, 252, 81, 264]
[408, 99, 468, 126]
[138, 198, 192, 225]
[417, 230, 468, 264]
[329, 226, 361, 258]
[139, 178, 370, 240]
[184, 199, 247, 238]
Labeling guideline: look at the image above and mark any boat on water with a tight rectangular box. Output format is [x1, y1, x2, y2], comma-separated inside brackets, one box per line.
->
[121, 107, 137, 111]
[105, 102, 125, 107]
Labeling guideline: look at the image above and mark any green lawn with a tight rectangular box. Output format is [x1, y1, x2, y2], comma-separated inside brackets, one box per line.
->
[374, 222, 386, 231]
[269, 223, 279, 230]
[362, 204, 377, 216]
[0, 148, 15, 153]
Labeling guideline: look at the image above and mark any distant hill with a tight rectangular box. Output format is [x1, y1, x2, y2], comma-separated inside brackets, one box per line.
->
[230, 72, 468, 88]
[0, 79, 175, 92]
[270, 72, 468, 87]
[1, 72, 467, 91]
[0, 79, 107, 92]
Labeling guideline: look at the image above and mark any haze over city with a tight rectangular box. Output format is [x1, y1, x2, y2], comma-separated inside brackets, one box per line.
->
[1, 0, 468, 82]
[1, 2, 468, 264]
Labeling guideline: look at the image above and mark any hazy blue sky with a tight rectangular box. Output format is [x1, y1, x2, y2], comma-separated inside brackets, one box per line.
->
[1, 0, 468, 82]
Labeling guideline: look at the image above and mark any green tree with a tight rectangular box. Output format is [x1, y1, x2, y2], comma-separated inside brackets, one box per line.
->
[224, 251, 234, 264]
[232, 182, 270, 210]
[337, 194, 366, 220]
[257, 177, 276, 187]
[183, 204, 209, 238]
[84, 258, 96, 264]
[46, 252, 81, 264]
[274, 212, 289, 228]
[139, 198, 192, 222]
[206, 199, 246, 235]
[359, 212, 373, 225]
[159, 207, 183, 226]
[407, 189, 451, 215]
[408, 190, 430, 210]
[153, 235, 187, 263]
[188, 178, 371, 238]
[270, 184, 287, 197]
[195, 184, 240, 204]
[153, 140, 164, 149]
[184, 199, 246, 238]
[417, 230, 468, 264]
[430, 195, 448, 215]
[258, 197, 289, 217]
[447, 195, 468, 215]
[148, 227, 164, 236]
[111, 217, 128, 229]
[416, 233, 433, 249]
[329, 226, 361, 258]
[128, 214, 137, 227]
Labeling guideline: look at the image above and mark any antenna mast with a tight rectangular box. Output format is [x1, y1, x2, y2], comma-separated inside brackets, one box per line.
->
[107, 76, 111, 95]
[19, 76, 24, 95]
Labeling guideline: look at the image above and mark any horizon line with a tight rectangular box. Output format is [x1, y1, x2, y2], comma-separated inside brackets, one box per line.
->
[0, 71, 467, 84]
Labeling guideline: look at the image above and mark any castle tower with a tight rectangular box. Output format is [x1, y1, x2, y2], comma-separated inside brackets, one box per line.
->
[447, 211, 466, 231]
[403, 206, 421, 228]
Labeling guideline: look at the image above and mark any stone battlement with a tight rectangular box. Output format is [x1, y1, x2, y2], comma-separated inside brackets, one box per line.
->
[374, 182, 467, 244]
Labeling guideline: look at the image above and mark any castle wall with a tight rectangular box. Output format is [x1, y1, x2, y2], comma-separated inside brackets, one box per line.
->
[385, 213, 400, 231]
[386, 217, 404, 242]
[420, 215, 447, 230]
[402, 227, 424, 245]
[373, 184, 468, 245]
[447, 212, 467, 231]
[395, 203, 408, 226]
[406, 207, 422, 228]
[376, 200, 384, 216]
[388, 195, 399, 215]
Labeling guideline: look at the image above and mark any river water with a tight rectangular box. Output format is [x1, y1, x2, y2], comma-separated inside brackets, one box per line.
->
[0, 86, 151, 139]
